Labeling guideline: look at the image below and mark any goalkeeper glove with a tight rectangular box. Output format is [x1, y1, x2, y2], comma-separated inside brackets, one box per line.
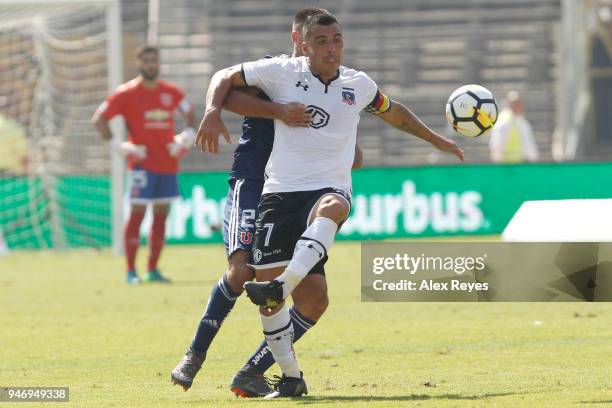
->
[111, 139, 147, 161]
[167, 127, 196, 159]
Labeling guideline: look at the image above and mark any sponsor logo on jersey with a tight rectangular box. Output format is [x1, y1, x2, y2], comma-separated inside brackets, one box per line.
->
[342, 87, 355, 105]
[306, 105, 330, 129]
[160, 92, 173, 107]
[240, 231, 253, 244]
[144, 109, 171, 121]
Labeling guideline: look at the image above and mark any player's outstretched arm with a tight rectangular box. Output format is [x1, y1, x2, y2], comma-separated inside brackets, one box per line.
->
[196, 65, 248, 153]
[223, 90, 311, 128]
[377, 100, 464, 161]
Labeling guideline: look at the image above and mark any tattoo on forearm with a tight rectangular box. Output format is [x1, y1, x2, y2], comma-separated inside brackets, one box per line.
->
[395, 104, 422, 133]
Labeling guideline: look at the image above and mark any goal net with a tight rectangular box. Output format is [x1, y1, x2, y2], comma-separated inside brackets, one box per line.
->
[0, 0, 123, 251]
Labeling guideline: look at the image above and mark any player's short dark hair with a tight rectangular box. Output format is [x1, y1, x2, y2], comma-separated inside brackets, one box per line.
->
[136, 45, 159, 60]
[302, 13, 341, 41]
[292, 7, 329, 32]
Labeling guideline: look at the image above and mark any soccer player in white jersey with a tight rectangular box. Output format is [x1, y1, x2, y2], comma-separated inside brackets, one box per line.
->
[172, 8, 365, 398]
[197, 12, 464, 398]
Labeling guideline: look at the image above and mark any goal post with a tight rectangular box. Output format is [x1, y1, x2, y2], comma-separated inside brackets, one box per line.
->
[0, 0, 124, 253]
[104, 0, 125, 256]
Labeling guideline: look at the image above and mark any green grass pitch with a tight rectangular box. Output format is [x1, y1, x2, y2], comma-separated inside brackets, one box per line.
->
[1, 242, 611, 407]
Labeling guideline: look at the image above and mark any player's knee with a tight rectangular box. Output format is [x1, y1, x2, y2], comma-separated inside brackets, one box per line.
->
[225, 267, 250, 294]
[226, 252, 254, 294]
[316, 196, 349, 224]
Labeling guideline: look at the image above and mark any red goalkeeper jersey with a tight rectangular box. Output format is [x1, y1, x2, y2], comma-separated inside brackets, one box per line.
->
[99, 78, 186, 174]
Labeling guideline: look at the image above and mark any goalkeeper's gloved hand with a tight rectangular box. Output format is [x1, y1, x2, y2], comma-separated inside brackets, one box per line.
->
[111, 139, 147, 162]
[167, 127, 196, 159]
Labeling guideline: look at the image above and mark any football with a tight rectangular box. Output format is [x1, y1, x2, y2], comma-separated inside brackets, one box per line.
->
[445, 84, 498, 137]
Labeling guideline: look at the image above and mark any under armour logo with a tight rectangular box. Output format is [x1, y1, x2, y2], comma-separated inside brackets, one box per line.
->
[295, 81, 309, 91]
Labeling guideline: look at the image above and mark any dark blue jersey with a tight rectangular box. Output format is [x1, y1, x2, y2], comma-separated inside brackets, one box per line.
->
[229, 55, 282, 182]
[229, 90, 274, 181]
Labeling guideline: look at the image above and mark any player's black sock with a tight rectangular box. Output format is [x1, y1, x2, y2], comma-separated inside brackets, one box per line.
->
[246, 305, 315, 373]
[191, 274, 239, 354]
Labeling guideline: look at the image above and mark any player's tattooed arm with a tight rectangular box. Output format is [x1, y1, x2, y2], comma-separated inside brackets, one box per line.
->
[377, 100, 465, 161]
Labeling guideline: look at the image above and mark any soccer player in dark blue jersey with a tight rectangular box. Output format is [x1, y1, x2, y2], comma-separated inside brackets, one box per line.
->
[171, 8, 362, 397]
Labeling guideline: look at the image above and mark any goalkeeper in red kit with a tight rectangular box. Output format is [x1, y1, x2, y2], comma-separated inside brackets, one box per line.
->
[92, 45, 196, 284]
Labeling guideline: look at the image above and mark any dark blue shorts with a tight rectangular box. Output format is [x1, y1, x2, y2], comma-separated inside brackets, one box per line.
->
[223, 178, 264, 258]
[128, 167, 180, 204]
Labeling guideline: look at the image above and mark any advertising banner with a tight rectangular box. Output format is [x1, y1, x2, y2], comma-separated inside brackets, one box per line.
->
[2, 162, 612, 248]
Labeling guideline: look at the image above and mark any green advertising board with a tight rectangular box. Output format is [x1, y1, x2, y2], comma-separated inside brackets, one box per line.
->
[165, 162, 612, 243]
[1, 162, 611, 249]
[340, 162, 612, 239]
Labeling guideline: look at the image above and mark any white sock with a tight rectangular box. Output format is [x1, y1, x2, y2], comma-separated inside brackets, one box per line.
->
[277, 217, 337, 298]
[261, 308, 300, 378]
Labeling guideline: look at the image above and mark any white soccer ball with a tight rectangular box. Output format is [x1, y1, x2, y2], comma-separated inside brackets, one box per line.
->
[445, 84, 498, 137]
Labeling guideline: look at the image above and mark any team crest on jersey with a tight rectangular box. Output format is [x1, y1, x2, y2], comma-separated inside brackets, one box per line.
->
[253, 249, 263, 263]
[160, 92, 173, 107]
[342, 87, 355, 105]
[240, 232, 253, 244]
[306, 105, 330, 129]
